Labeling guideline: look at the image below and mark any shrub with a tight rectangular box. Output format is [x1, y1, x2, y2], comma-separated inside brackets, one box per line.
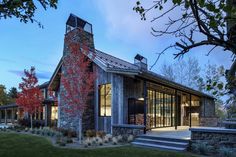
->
[117, 135, 123, 142]
[85, 130, 96, 138]
[91, 137, 96, 145]
[192, 142, 213, 155]
[66, 137, 73, 143]
[96, 131, 106, 138]
[127, 135, 134, 143]
[104, 136, 109, 143]
[25, 127, 29, 132]
[105, 134, 112, 141]
[55, 128, 76, 137]
[112, 137, 118, 145]
[30, 128, 35, 134]
[218, 147, 236, 157]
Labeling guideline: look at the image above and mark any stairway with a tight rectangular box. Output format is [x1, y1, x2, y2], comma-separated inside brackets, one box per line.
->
[131, 135, 189, 151]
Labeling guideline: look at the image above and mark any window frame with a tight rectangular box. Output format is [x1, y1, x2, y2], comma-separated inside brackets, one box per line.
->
[98, 83, 112, 117]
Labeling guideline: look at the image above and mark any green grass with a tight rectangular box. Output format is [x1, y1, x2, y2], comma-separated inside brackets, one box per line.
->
[0, 133, 198, 157]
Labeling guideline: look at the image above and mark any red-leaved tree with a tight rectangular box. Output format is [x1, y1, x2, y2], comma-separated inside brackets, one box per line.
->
[16, 67, 43, 129]
[61, 31, 96, 143]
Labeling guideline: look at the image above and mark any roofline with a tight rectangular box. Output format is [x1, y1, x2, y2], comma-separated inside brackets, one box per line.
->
[48, 57, 63, 89]
[139, 71, 214, 99]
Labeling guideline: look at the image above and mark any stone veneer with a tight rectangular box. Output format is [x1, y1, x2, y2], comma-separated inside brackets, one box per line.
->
[199, 117, 218, 127]
[190, 127, 236, 150]
[58, 25, 95, 132]
[112, 124, 145, 137]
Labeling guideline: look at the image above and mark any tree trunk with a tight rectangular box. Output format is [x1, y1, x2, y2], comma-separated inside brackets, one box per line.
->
[78, 117, 82, 144]
[30, 114, 33, 130]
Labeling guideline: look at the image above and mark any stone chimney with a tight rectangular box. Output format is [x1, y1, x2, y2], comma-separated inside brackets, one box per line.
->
[63, 14, 95, 55]
[134, 54, 147, 70]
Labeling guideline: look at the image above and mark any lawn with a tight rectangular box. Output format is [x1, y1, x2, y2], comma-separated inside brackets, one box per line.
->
[0, 133, 199, 157]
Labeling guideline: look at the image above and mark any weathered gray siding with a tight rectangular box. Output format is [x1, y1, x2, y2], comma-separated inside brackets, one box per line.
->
[95, 65, 112, 133]
[123, 77, 143, 124]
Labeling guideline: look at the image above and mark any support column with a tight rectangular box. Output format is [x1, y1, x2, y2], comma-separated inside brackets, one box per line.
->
[190, 94, 192, 128]
[11, 108, 14, 124]
[143, 80, 147, 134]
[45, 104, 52, 126]
[175, 90, 178, 130]
[4, 109, 7, 125]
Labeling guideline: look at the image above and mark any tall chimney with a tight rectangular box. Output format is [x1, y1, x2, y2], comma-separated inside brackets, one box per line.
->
[134, 54, 147, 70]
[63, 14, 95, 55]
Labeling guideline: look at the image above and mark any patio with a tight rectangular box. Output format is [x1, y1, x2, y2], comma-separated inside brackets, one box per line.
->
[146, 126, 191, 140]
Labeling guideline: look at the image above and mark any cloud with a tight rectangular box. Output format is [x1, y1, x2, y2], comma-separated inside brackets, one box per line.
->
[93, 0, 156, 44]
[8, 70, 51, 80]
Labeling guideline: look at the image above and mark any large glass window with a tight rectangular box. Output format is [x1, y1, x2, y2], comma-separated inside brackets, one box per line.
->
[99, 84, 112, 116]
[147, 88, 175, 128]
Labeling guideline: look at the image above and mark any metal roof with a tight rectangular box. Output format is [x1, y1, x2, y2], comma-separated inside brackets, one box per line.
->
[49, 48, 214, 99]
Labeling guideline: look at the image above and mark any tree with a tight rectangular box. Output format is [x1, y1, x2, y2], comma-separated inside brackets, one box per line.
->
[160, 57, 201, 89]
[0, 84, 8, 105]
[16, 67, 43, 129]
[134, 0, 236, 96]
[0, 0, 58, 27]
[161, 62, 175, 81]
[60, 30, 96, 143]
[8, 87, 18, 101]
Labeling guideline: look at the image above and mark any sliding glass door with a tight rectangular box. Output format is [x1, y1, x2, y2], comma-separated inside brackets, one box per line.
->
[147, 89, 176, 129]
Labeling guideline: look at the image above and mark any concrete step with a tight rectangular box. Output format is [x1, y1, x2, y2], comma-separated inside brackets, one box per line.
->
[132, 135, 189, 151]
[131, 142, 186, 151]
[134, 137, 188, 148]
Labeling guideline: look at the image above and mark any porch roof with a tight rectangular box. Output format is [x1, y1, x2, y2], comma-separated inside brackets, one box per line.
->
[0, 103, 18, 110]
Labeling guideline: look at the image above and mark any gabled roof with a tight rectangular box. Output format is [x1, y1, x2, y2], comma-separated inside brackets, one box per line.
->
[49, 49, 214, 99]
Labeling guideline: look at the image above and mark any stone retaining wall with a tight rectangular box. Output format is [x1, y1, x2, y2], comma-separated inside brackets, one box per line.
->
[190, 127, 236, 150]
[112, 124, 145, 137]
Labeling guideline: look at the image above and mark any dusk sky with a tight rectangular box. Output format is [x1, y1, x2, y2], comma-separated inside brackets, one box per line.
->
[0, 0, 233, 90]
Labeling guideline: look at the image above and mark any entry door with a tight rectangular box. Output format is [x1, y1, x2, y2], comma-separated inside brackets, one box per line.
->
[128, 98, 144, 125]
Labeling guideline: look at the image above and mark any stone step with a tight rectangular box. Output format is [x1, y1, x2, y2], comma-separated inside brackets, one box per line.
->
[134, 137, 188, 148]
[138, 135, 189, 143]
[131, 141, 187, 151]
[132, 135, 189, 151]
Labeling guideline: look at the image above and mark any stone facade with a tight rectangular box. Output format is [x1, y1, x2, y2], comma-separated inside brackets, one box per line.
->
[190, 128, 236, 150]
[58, 21, 95, 132]
[200, 117, 218, 127]
[112, 124, 145, 137]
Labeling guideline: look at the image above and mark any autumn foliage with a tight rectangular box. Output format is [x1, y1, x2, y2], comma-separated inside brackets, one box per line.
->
[61, 30, 96, 141]
[16, 67, 43, 128]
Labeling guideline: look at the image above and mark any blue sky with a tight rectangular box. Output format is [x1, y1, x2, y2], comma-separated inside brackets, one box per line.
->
[0, 0, 233, 90]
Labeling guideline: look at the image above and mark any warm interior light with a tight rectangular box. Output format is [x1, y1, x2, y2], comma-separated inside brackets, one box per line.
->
[138, 97, 144, 101]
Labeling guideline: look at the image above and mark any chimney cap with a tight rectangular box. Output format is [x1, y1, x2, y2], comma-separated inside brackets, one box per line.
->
[134, 54, 147, 64]
[66, 14, 93, 34]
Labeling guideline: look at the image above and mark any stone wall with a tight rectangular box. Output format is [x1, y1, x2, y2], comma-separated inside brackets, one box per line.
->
[190, 128, 236, 150]
[58, 22, 95, 132]
[200, 117, 218, 127]
[112, 124, 145, 137]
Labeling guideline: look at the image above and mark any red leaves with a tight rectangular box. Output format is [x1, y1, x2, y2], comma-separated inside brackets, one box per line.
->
[61, 30, 96, 118]
[16, 66, 43, 115]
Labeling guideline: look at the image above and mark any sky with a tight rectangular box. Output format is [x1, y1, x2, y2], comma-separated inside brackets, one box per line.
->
[0, 0, 233, 90]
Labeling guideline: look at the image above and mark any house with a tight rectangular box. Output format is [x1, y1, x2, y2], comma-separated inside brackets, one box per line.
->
[48, 14, 216, 134]
[0, 82, 58, 127]
[0, 14, 216, 134]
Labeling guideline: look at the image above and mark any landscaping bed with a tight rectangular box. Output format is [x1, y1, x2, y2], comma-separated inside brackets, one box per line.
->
[0, 132, 200, 157]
